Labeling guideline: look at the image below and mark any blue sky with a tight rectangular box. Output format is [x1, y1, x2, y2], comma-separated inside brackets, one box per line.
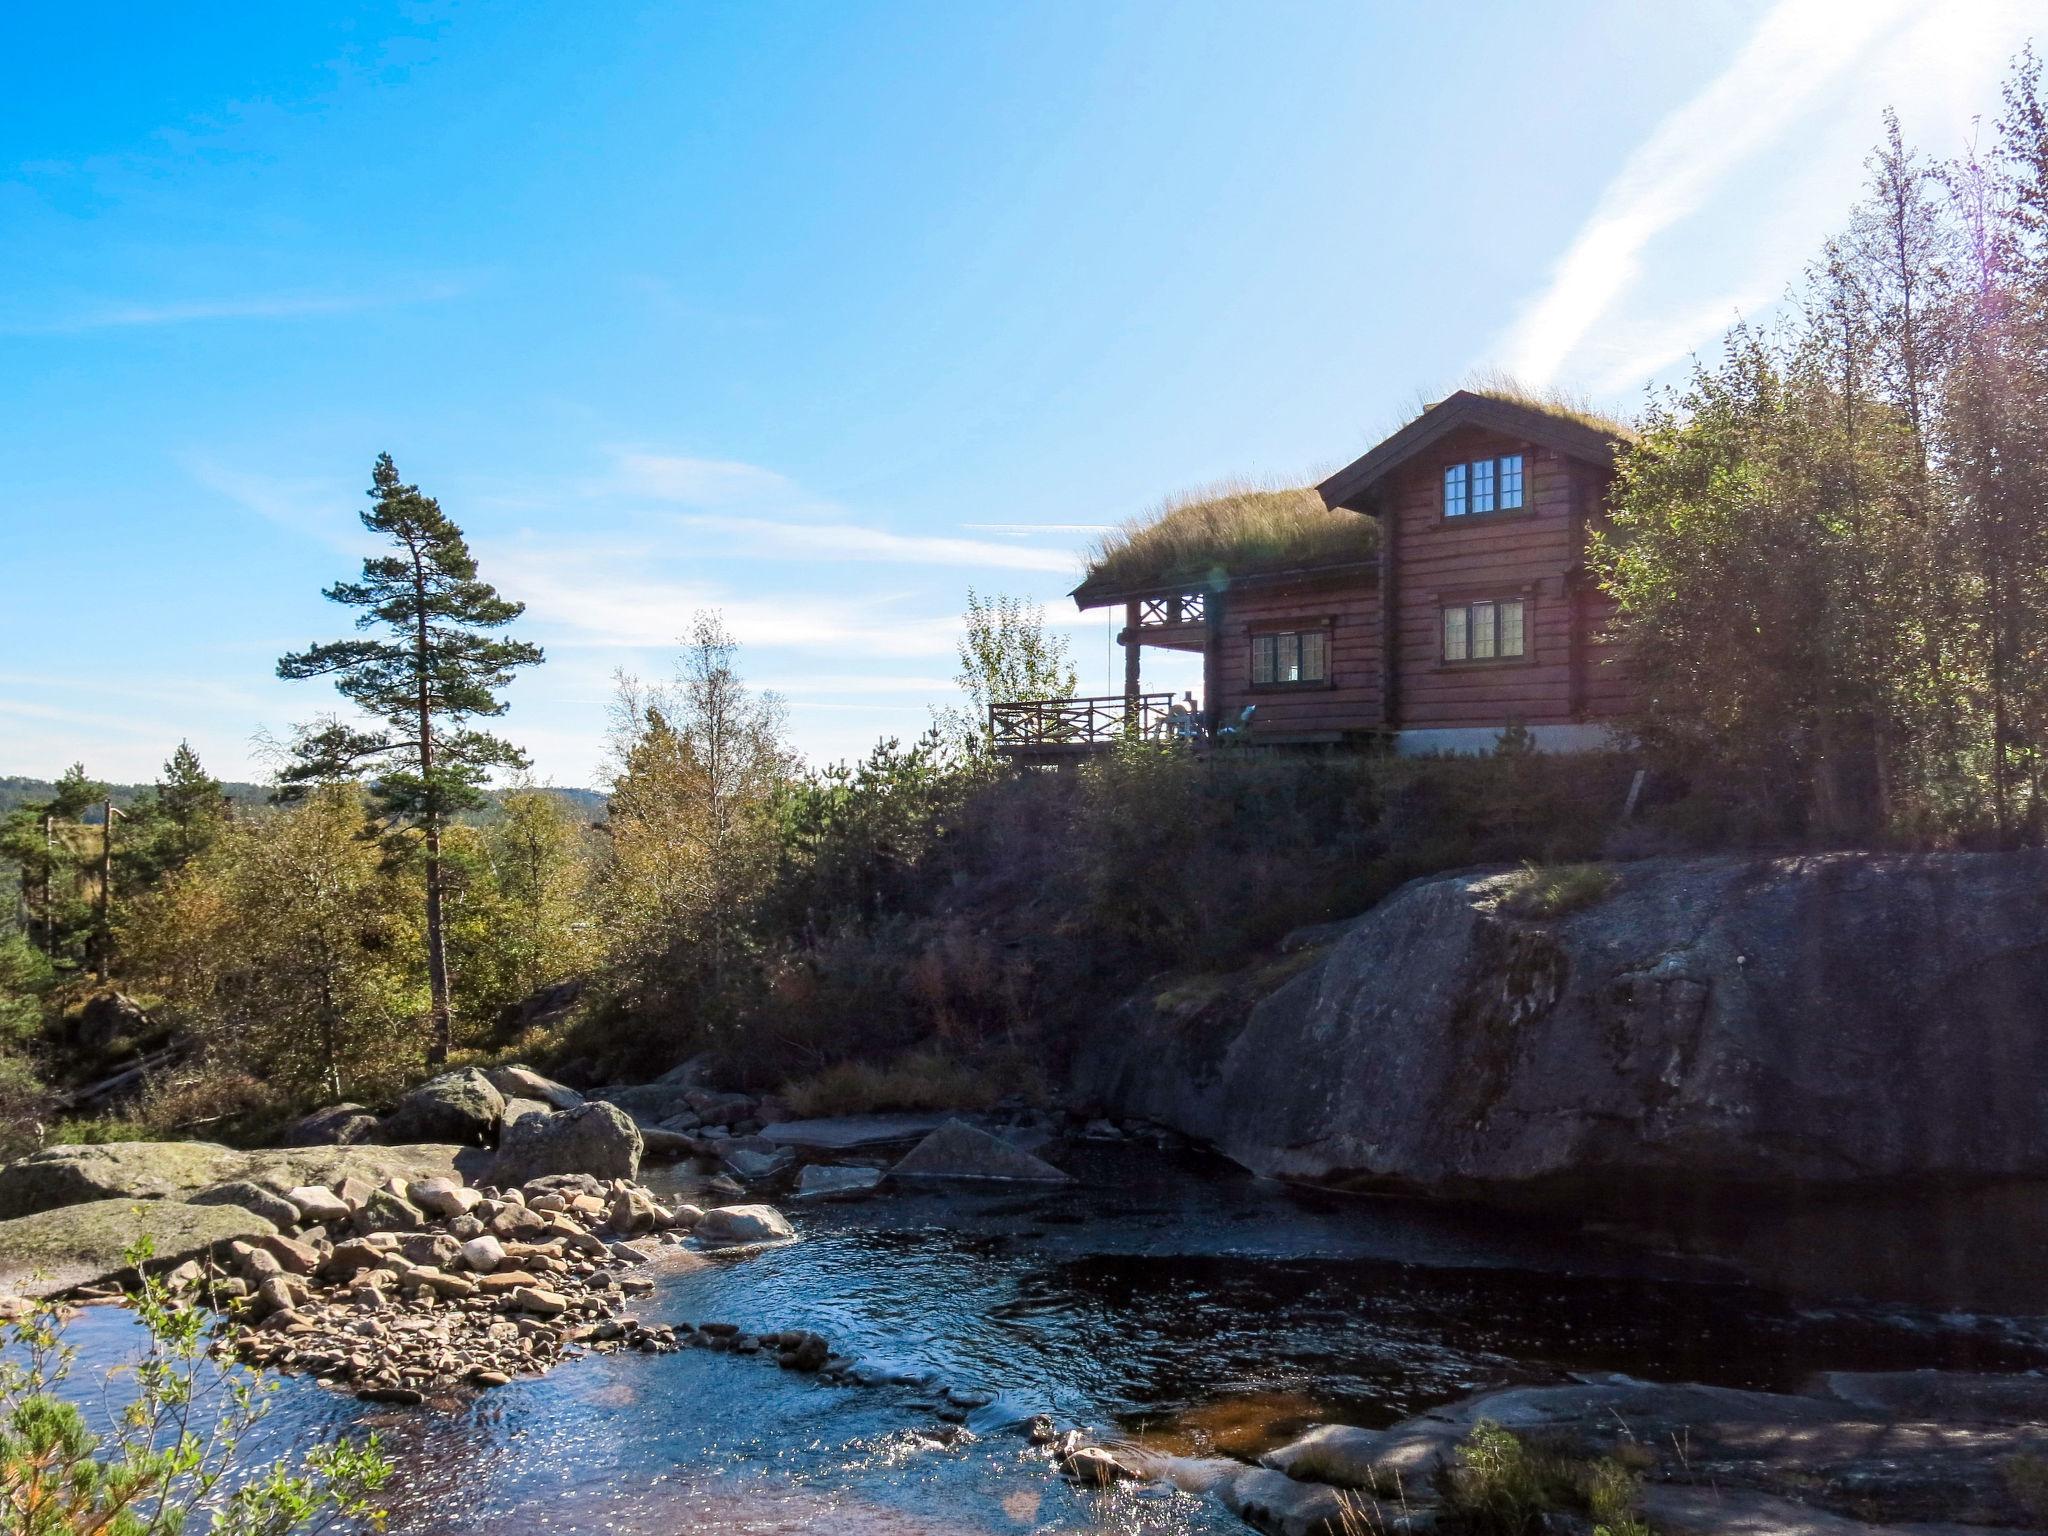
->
[1, 0, 2035, 785]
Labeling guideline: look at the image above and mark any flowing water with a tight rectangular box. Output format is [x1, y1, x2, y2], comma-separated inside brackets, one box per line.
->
[41, 1146, 2048, 1533]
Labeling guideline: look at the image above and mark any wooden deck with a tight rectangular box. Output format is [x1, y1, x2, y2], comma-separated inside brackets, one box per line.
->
[991, 692, 1177, 760]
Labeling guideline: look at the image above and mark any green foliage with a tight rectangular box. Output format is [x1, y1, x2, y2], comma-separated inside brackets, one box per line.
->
[121, 785, 426, 1109]
[1435, 1420, 1651, 1536]
[0, 1242, 390, 1534]
[596, 615, 797, 1067]
[1593, 52, 2048, 847]
[934, 589, 1078, 754]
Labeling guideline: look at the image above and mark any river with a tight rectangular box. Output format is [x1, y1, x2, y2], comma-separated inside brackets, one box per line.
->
[43, 1145, 2048, 1533]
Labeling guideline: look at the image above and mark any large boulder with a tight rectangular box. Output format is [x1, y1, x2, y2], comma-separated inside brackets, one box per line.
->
[483, 1064, 584, 1112]
[890, 1121, 1072, 1183]
[489, 1101, 642, 1186]
[379, 1069, 504, 1146]
[285, 1103, 379, 1146]
[0, 1199, 275, 1300]
[1072, 852, 2048, 1304]
[0, 1142, 247, 1219]
[1076, 852, 2048, 1191]
[74, 991, 149, 1054]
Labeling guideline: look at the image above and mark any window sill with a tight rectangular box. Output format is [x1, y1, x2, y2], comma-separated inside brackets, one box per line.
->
[1249, 679, 1335, 692]
[1436, 655, 1534, 671]
[1439, 507, 1536, 526]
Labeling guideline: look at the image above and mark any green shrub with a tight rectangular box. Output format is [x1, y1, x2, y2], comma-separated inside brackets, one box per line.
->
[0, 1241, 391, 1533]
[1435, 1419, 1652, 1536]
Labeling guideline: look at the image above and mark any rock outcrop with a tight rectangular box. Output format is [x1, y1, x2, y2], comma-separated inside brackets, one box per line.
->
[0, 1199, 276, 1299]
[0, 1142, 482, 1220]
[1076, 853, 2048, 1193]
[890, 1121, 1072, 1183]
[380, 1068, 505, 1146]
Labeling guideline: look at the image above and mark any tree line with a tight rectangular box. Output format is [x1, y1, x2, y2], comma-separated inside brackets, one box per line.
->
[1593, 50, 2048, 845]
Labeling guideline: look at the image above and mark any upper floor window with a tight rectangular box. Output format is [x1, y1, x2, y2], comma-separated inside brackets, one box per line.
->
[1442, 598, 1526, 662]
[1443, 453, 1527, 517]
[1251, 628, 1328, 685]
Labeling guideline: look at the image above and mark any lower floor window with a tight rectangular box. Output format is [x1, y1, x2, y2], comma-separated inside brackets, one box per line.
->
[1442, 598, 1525, 662]
[1251, 628, 1328, 684]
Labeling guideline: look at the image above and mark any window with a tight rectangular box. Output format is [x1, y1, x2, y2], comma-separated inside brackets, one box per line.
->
[1442, 598, 1526, 662]
[1443, 453, 1526, 516]
[1443, 463, 1468, 518]
[1251, 628, 1328, 685]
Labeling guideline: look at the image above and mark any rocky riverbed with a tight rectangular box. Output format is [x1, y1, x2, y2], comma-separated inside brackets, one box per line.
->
[13, 1134, 2048, 1536]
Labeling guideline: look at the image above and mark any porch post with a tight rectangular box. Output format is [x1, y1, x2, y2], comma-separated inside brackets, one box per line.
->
[1123, 600, 1142, 702]
[1202, 586, 1224, 735]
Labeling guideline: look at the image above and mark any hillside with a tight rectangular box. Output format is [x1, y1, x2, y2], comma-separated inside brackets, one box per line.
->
[0, 776, 606, 822]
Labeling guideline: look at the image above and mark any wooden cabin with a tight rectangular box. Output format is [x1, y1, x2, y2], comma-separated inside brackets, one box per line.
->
[991, 389, 1635, 761]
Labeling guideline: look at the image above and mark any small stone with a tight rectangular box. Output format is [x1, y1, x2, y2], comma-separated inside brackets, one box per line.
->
[408, 1177, 482, 1221]
[460, 1235, 507, 1274]
[477, 1271, 541, 1295]
[254, 1233, 323, 1277]
[354, 1188, 423, 1235]
[357, 1385, 424, 1406]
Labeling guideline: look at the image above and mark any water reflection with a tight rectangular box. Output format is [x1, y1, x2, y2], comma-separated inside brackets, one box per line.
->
[28, 1146, 2048, 1534]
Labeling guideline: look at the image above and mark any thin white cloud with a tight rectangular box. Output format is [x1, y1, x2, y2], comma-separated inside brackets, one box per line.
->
[962, 521, 1115, 539]
[610, 452, 798, 507]
[678, 513, 1081, 574]
[1497, 0, 1920, 386]
[1588, 282, 1781, 396]
[0, 281, 464, 336]
[183, 457, 371, 554]
[492, 550, 967, 658]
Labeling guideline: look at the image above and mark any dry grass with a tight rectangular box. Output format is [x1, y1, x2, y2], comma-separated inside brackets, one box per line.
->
[1496, 861, 1618, 919]
[779, 1050, 1004, 1118]
[1462, 369, 1635, 440]
[1077, 480, 1377, 602]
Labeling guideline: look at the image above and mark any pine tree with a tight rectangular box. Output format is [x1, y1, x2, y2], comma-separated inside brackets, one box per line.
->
[278, 454, 543, 1062]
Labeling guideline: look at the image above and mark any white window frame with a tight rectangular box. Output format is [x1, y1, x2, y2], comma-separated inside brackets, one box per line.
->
[1441, 597, 1527, 662]
[1250, 627, 1329, 686]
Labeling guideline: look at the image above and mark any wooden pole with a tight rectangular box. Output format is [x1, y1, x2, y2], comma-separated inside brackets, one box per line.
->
[1123, 601, 1142, 701]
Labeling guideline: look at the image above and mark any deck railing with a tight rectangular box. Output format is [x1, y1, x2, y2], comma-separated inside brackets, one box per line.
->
[991, 692, 1176, 753]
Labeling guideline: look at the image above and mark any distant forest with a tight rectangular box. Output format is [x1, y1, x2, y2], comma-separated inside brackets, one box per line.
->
[0, 775, 605, 823]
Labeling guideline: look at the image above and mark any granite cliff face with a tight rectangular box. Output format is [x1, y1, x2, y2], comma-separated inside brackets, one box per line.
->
[1075, 853, 2048, 1197]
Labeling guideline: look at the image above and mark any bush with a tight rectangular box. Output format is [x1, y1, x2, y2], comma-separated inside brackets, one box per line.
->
[0, 1242, 391, 1533]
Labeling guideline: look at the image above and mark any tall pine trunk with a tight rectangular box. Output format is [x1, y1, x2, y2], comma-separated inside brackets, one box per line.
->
[414, 552, 453, 1065]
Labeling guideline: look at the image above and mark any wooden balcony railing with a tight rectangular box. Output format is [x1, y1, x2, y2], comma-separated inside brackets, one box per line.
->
[991, 692, 1176, 753]
[1138, 592, 1205, 626]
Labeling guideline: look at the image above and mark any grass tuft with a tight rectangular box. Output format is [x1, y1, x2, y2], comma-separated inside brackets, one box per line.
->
[778, 1050, 1007, 1118]
[1497, 861, 1618, 919]
[1435, 1420, 1653, 1536]
[1078, 480, 1377, 602]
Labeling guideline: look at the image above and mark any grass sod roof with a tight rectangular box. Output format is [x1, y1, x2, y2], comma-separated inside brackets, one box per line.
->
[1072, 483, 1378, 607]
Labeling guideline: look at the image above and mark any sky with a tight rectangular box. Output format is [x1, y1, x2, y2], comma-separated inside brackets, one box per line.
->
[1, 0, 2037, 787]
